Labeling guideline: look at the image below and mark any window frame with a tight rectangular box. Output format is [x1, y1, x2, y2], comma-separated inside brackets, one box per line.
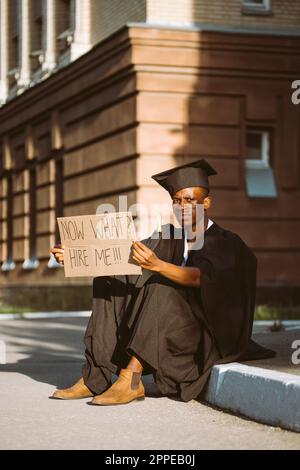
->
[244, 127, 277, 198]
[245, 129, 270, 170]
[242, 0, 271, 15]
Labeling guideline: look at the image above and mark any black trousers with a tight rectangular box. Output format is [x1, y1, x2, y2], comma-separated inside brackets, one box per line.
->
[82, 273, 214, 402]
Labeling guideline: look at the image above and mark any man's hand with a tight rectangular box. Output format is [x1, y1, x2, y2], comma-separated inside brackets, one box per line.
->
[50, 244, 65, 266]
[132, 241, 200, 287]
[132, 241, 162, 272]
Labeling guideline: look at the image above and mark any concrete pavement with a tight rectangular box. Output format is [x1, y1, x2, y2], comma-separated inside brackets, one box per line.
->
[0, 316, 299, 450]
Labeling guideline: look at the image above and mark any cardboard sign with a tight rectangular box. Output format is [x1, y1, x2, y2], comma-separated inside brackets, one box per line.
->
[57, 212, 142, 277]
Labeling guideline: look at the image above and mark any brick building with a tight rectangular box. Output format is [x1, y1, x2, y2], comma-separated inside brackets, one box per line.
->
[0, 0, 299, 310]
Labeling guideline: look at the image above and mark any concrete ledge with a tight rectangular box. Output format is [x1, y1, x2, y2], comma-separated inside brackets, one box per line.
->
[205, 363, 300, 432]
[0, 311, 91, 320]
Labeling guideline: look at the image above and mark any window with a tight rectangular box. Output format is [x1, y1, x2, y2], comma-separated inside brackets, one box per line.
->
[7, 0, 21, 89]
[23, 168, 39, 269]
[57, 0, 75, 56]
[54, 158, 64, 241]
[48, 157, 64, 268]
[245, 129, 277, 198]
[242, 0, 271, 15]
[246, 130, 270, 169]
[30, 0, 44, 73]
[1, 174, 15, 271]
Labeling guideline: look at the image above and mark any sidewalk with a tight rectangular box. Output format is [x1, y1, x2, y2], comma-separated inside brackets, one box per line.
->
[204, 321, 300, 433]
[246, 321, 300, 376]
[0, 315, 299, 449]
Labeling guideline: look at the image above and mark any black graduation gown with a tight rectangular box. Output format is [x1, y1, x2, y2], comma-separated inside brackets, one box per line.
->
[82, 221, 275, 402]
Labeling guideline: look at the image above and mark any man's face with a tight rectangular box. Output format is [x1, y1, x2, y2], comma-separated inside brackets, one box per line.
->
[171, 187, 211, 228]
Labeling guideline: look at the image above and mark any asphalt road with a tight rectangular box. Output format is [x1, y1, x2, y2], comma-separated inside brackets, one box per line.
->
[0, 317, 299, 450]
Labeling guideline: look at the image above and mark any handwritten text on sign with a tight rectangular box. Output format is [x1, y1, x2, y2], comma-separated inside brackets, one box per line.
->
[57, 213, 142, 277]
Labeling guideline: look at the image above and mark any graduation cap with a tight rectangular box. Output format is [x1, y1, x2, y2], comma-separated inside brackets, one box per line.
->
[151, 158, 217, 196]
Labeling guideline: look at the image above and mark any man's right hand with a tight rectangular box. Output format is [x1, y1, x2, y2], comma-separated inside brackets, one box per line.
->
[50, 244, 65, 265]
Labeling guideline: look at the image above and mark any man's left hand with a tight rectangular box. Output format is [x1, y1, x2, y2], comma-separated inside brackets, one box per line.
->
[132, 241, 162, 272]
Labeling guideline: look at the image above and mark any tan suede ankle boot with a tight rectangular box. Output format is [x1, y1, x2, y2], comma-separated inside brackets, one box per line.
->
[51, 377, 94, 400]
[91, 368, 145, 406]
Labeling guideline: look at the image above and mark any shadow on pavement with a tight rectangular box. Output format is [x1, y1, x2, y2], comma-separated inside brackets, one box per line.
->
[0, 316, 162, 396]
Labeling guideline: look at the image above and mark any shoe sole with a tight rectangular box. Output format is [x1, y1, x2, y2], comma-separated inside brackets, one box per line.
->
[49, 395, 94, 400]
[90, 395, 145, 406]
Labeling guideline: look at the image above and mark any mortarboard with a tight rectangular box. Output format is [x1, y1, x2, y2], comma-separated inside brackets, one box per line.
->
[151, 158, 217, 196]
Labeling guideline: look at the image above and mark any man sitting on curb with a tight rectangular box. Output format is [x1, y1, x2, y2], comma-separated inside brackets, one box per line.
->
[50, 159, 275, 406]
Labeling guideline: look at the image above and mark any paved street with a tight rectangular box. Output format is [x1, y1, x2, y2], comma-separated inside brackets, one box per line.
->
[0, 316, 299, 450]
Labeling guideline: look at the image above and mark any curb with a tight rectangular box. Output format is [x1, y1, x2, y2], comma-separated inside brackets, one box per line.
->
[0, 311, 91, 320]
[204, 362, 300, 433]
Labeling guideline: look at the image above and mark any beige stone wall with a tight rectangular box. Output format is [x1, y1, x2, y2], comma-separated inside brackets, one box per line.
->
[90, 0, 146, 45]
[148, 0, 300, 29]
[147, 0, 194, 26]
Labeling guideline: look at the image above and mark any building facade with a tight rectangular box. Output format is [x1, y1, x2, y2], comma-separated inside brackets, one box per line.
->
[0, 0, 299, 309]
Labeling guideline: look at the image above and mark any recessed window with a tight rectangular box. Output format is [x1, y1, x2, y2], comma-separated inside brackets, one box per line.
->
[30, 0, 44, 73]
[23, 168, 39, 270]
[57, 0, 75, 57]
[1, 174, 15, 271]
[242, 0, 271, 15]
[245, 129, 277, 198]
[7, 0, 20, 90]
[246, 130, 270, 169]
[48, 158, 64, 269]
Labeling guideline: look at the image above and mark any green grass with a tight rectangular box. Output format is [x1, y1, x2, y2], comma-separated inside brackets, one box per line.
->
[0, 303, 299, 320]
[254, 305, 300, 321]
[0, 305, 36, 314]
